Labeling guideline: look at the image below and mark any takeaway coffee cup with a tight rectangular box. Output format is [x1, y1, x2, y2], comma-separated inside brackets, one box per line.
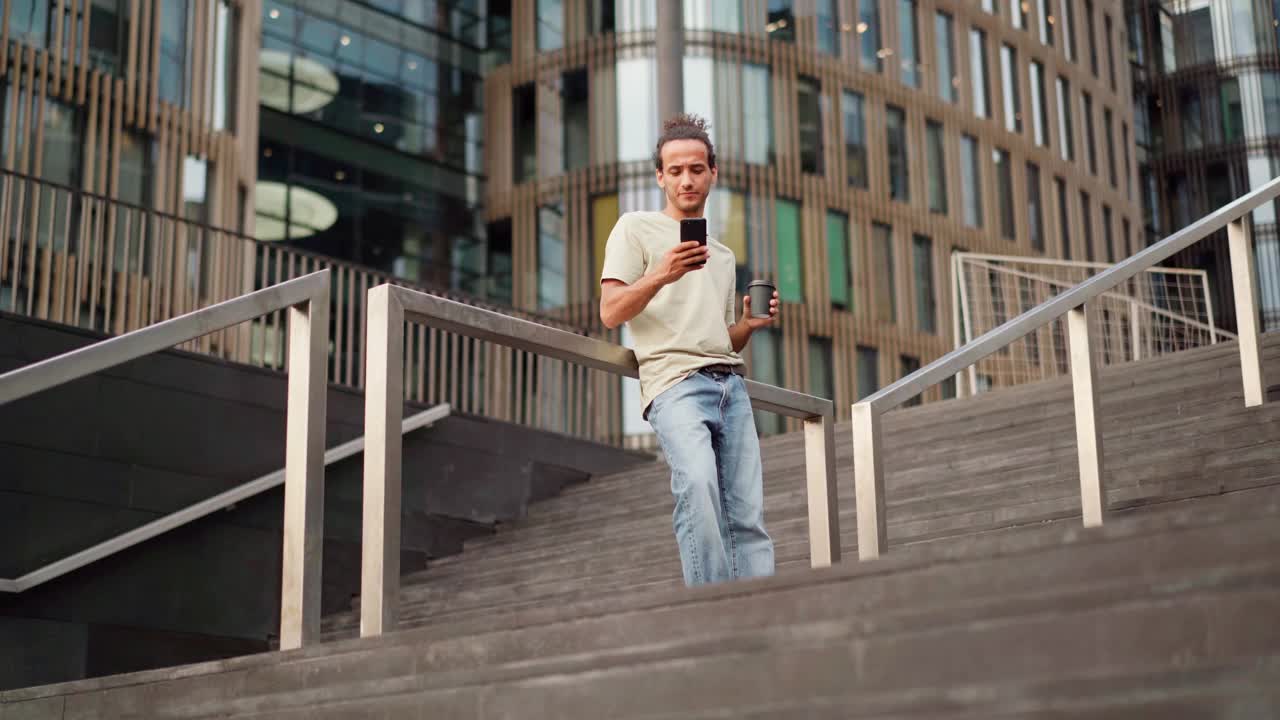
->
[746, 280, 776, 319]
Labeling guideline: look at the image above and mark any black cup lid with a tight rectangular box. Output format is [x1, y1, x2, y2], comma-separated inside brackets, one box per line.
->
[746, 279, 775, 288]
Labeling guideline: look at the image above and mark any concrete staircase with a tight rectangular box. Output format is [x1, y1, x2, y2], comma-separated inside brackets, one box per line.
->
[3, 334, 1279, 717]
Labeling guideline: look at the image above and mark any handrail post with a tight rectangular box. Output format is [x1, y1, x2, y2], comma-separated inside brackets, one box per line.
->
[361, 285, 405, 637]
[851, 402, 887, 559]
[1129, 299, 1141, 362]
[802, 407, 841, 567]
[278, 277, 330, 650]
[1067, 305, 1106, 527]
[1227, 218, 1266, 407]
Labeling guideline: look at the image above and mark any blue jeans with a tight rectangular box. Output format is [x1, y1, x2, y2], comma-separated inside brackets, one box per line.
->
[647, 368, 775, 586]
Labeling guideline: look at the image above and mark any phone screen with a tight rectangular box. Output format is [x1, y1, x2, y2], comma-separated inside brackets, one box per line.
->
[680, 218, 707, 266]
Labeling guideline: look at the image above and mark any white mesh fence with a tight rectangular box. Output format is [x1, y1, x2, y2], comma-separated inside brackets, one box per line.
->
[952, 253, 1236, 395]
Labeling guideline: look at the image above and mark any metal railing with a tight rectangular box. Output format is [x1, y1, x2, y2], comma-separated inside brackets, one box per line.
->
[951, 252, 1234, 396]
[354, 284, 843, 637]
[0, 403, 451, 594]
[851, 177, 1277, 561]
[0, 271, 331, 650]
[0, 168, 612, 444]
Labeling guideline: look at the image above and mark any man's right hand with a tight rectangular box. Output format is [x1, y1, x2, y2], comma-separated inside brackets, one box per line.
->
[655, 241, 711, 285]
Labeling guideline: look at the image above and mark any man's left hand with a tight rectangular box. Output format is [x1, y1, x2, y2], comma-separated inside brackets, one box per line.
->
[740, 291, 780, 330]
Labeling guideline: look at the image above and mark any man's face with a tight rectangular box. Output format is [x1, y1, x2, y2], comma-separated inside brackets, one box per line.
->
[656, 139, 717, 216]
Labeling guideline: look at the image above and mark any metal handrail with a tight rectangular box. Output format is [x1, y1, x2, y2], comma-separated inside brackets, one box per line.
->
[0, 403, 452, 594]
[356, 284, 842, 637]
[852, 176, 1277, 560]
[0, 271, 332, 650]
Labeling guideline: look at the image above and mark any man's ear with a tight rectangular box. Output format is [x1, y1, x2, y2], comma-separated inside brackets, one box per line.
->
[655, 168, 664, 187]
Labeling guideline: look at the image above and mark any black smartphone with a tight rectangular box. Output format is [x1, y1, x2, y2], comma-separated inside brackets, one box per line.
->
[680, 217, 707, 267]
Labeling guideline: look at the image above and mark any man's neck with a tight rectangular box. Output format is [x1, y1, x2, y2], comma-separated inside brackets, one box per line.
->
[662, 205, 704, 222]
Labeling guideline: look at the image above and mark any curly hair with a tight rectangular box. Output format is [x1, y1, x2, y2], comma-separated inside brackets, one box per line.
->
[652, 113, 717, 171]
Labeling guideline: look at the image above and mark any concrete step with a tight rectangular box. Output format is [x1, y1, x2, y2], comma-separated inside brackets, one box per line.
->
[38, 498, 1280, 719]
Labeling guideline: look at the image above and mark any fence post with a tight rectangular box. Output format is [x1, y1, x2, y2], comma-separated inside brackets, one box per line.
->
[803, 407, 841, 567]
[361, 285, 405, 637]
[1227, 219, 1266, 407]
[1067, 305, 1106, 527]
[851, 402, 887, 559]
[279, 273, 330, 650]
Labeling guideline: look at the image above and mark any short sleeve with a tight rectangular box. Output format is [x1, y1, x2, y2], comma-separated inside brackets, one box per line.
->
[600, 215, 645, 285]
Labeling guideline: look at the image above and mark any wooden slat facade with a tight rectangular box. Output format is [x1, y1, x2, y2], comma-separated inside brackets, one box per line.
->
[486, 0, 1142, 437]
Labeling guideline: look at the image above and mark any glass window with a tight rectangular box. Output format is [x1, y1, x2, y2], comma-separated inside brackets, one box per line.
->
[538, 202, 565, 310]
[961, 134, 983, 228]
[842, 90, 868, 188]
[592, 193, 619, 296]
[9, 0, 49, 47]
[808, 336, 834, 400]
[872, 222, 896, 322]
[159, 0, 189, 106]
[1030, 60, 1049, 147]
[798, 75, 824, 175]
[685, 0, 740, 31]
[899, 0, 920, 88]
[1221, 78, 1243, 143]
[817, 0, 839, 55]
[1055, 176, 1071, 259]
[589, 0, 615, 33]
[706, 187, 750, 288]
[1012, 0, 1025, 29]
[970, 29, 991, 118]
[182, 156, 209, 223]
[900, 355, 922, 406]
[826, 210, 851, 309]
[1000, 44, 1022, 134]
[1064, 0, 1077, 61]
[995, 148, 1015, 241]
[1102, 204, 1114, 262]
[857, 345, 879, 399]
[1039, 0, 1054, 45]
[1081, 190, 1094, 261]
[513, 83, 537, 182]
[489, 0, 513, 61]
[1122, 217, 1131, 260]
[485, 218, 513, 304]
[1182, 7, 1214, 67]
[88, 0, 129, 75]
[563, 69, 589, 171]
[752, 328, 784, 435]
[1082, 91, 1097, 174]
[776, 197, 804, 303]
[926, 120, 947, 215]
[936, 12, 957, 102]
[912, 234, 936, 333]
[1181, 87, 1202, 150]
[1142, 168, 1160, 234]
[744, 64, 773, 165]
[1057, 76, 1073, 161]
[982, 0, 996, 12]
[1104, 13, 1116, 90]
[859, 0, 883, 72]
[767, 0, 795, 42]
[1085, 0, 1098, 76]
[1027, 162, 1044, 251]
[616, 57, 656, 162]
[1122, 122, 1131, 199]
[537, 0, 564, 50]
[886, 105, 908, 202]
[1104, 107, 1117, 188]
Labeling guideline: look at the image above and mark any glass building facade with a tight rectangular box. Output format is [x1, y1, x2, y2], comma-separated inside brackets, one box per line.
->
[486, 0, 1139, 439]
[1126, 0, 1280, 331]
[255, 0, 488, 296]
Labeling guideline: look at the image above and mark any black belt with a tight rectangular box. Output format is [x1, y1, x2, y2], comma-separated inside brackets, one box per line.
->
[698, 363, 744, 376]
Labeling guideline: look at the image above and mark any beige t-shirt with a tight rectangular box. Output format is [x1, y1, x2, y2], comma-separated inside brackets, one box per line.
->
[600, 210, 744, 413]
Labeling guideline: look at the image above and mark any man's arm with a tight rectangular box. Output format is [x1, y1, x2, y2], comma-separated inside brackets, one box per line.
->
[599, 240, 709, 329]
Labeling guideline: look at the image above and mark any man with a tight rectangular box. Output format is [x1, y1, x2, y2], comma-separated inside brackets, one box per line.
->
[599, 114, 780, 587]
